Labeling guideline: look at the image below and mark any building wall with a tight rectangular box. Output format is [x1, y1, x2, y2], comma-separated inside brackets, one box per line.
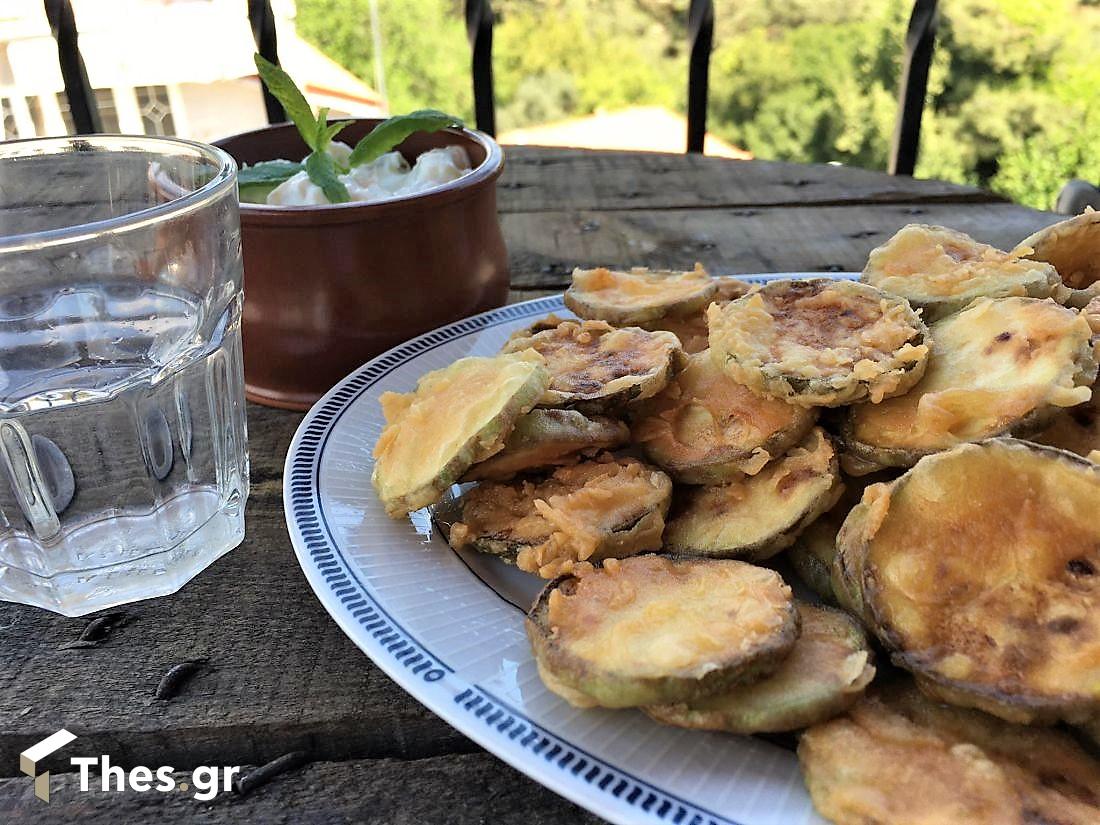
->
[176, 78, 269, 144]
[0, 0, 382, 142]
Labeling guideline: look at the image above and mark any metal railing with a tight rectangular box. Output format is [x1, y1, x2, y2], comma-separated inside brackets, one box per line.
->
[462, 0, 937, 174]
[44, 0, 99, 134]
[44, 0, 283, 135]
[248, 0, 285, 124]
[686, 0, 714, 154]
[45, 0, 937, 176]
[466, 0, 496, 138]
[890, 0, 938, 175]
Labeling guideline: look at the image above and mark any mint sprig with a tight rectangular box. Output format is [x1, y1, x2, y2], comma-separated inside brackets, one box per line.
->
[237, 159, 303, 203]
[348, 110, 464, 167]
[249, 54, 465, 205]
[254, 55, 351, 203]
[304, 152, 349, 204]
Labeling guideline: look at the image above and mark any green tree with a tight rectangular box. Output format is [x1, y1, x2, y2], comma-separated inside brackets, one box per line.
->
[296, 0, 472, 118]
[296, 0, 1100, 209]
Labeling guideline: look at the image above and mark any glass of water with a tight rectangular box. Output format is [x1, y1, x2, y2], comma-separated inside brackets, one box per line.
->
[0, 135, 248, 616]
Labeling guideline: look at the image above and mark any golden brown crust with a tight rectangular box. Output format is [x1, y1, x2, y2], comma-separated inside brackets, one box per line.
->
[642, 312, 711, 355]
[506, 313, 571, 343]
[449, 455, 672, 578]
[645, 603, 874, 734]
[863, 223, 1063, 320]
[787, 470, 898, 603]
[1019, 208, 1100, 307]
[712, 276, 757, 302]
[461, 409, 630, 481]
[663, 428, 842, 560]
[502, 319, 683, 413]
[844, 296, 1097, 470]
[564, 264, 718, 325]
[838, 439, 1100, 723]
[708, 279, 929, 407]
[1083, 296, 1100, 333]
[641, 277, 758, 355]
[630, 350, 817, 484]
[371, 351, 549, 517]
[1034, 389, 1100, 462]
[526, 555, 798, 708]
[799, 682, 1100, 825]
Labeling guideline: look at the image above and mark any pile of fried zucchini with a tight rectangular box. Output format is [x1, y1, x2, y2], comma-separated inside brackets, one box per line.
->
[372, 213, 1100, 825]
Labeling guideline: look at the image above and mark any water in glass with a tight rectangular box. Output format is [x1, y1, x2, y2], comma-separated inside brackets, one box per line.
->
[0, 137, 248, 616]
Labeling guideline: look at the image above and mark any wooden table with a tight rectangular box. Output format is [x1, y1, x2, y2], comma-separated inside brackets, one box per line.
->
[0, 148, 1062, 823]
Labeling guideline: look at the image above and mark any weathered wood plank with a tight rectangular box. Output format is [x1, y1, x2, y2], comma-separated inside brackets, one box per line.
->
[497, 147, 1004, 213]
[0, 752, 604, 825]
[503, 201, 1062, 288]
[507, 288, 560, 305]
[0, 404, 472, 778]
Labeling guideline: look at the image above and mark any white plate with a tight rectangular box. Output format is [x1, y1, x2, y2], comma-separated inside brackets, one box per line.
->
[284, 274, 855, 825]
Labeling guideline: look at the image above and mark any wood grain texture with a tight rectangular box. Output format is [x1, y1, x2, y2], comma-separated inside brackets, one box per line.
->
[503, 202, 1060, 289]
[0, 752, 603, 824]
[0, 148, 1063, 824]
[496, 147, 1004, 213]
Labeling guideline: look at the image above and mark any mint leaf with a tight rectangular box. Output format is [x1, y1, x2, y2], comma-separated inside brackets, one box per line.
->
[304, 151, 350, 204]
[238, 159, 302, 185]
[237, 159, 303, 203]
[254, 54, 357, 202]
[348, 110, 463, 167]
[317, 119, 354, 155]
[254, 54, 321, 151]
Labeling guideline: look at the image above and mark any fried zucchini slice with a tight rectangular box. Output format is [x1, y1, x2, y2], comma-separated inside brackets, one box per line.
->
[645, 603, 874, 734]
[1020, 208, 1100, 308]
[787, 523, 839, 603]
[630, 350, 817, 484]
[641, 277, 757, 355]
[708, 279, 929, 407]
[372, 351, 549, 517]
[787, 471, 896, 603]
[564, 264, 718, 325]
[527, 555, 798, 708]
[862, 223, 1063, 321]
[506, 313, 570, 343]
[1034, 389, 1100, 463]
[663, 428, 842, 561]
[713, 275, 757, 302]
[461, 409, 629, 481]
[448, 455, 672, 578]
[1084, 295, 1100, 332]
[643, 312, 710, 356]
[837, 439, 1100, 723]
[501, 319, 683, 413]
[843, 296, 1097, 471]
[799, 682, 1100, 825]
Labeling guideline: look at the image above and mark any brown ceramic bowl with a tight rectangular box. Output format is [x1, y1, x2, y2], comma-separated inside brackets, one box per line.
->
[214, 120, 509, 410]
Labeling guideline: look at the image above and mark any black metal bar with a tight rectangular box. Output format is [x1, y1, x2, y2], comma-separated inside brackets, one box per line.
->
[465, 0, 496, 136]
[248, 0, 285, 124]
[889, 0, 938, 175]
[686, 0, 714, 154]
[44, 0, 100, 134]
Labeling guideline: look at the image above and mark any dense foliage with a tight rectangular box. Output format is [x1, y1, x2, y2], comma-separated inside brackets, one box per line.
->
[297, 0, 1100, 209]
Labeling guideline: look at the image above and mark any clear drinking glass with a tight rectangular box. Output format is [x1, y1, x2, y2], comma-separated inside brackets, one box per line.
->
[0, 135, 248, 616]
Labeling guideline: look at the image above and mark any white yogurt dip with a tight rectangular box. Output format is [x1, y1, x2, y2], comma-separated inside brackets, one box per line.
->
[265, 142, 472, 206]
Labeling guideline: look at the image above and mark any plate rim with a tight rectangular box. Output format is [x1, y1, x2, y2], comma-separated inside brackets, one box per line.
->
[283, 274, 856, 824]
